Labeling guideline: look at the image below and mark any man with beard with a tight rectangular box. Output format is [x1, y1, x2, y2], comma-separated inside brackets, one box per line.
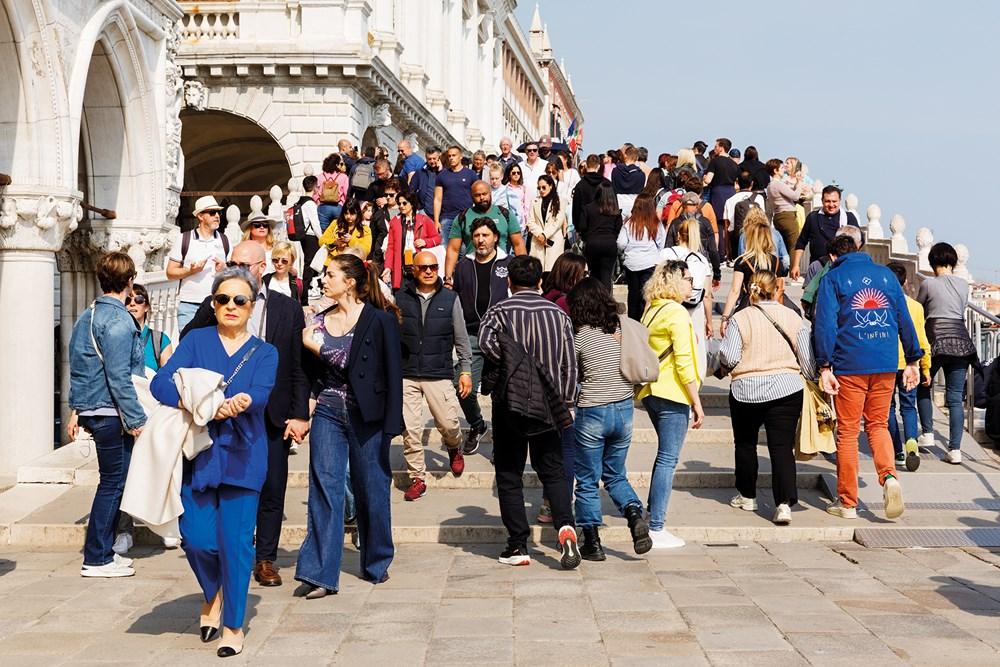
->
[444, 180, 526, 280]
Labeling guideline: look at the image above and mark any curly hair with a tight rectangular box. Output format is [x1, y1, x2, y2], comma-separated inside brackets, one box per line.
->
[568, 277, 620, 334]
[644, 260, 689, 304]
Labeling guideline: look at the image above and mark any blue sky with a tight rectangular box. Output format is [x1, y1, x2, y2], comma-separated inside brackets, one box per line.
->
[515, 0, 1000, 279]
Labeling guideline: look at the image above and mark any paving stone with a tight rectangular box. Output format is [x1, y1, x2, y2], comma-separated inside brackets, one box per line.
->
[425, 636, 514, 663]
[679, 605, 773, 629]
[765, 611, 867, 633]
[513, 615, 601, 642]
[901, 585, 1000, 611]
[332, 640, 428, 664]
[254, 630, 347, 656]
[433, 614, 513, 637]
[835, 597, 933, 615]
[514, 639, 608, 666]
[880, 636, 999, 665]
[438, 596, 513, 618]
[704, 649, 809, 666]
[785, 632, 904, 665]
[594, 611, 688, 635]
[600, 630, 704, 659]
[667, 585, 753, 607]
[694, 625, 792, 652]
[346, 621, 432, 643]
[750, 593, 844, 616]
[855, 612, 974, 639]
[588, 591, 674, 613]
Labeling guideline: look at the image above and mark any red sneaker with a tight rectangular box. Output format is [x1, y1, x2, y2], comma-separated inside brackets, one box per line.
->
[403, 478, 427, 501]
[449, 447, 465, 477]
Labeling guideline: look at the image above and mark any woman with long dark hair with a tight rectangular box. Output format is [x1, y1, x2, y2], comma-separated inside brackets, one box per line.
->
[318, 198, 373, 262]
[317, 153, 350, 231]
[527, 174, 567, 271]
[577, 181, 622, 289]
[295, 254, 403, 598]
[616, 193, 666, 319]
[541, 252, 588, 314]
[568, 277, 652, 560]
[382, 190, 441, 290]
[502, 161, 528, 233]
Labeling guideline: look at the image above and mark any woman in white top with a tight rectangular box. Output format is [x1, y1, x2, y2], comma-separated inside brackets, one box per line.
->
[660, 218, 713, 375]
[616, 193, 666, 320]
[527, 175, 567, 272]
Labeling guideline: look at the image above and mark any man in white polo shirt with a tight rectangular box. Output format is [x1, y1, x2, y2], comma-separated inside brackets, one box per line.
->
[166, 195, 231, 331]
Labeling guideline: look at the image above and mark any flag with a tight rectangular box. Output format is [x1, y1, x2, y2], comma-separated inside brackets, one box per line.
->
[567, 118, 582, 153]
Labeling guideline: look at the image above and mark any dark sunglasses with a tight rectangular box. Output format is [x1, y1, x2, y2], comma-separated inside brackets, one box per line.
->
[272, 257, 290, 265]
[525, 148, 538, 153]
[414, 263, 439, 273]
[213, 293, 253, 307]
[226, 261, 252, 270]
[251, 222, 269, 229]
[125, 294, 147, 306]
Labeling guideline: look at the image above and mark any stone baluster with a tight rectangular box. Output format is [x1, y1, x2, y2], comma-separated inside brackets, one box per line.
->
[810, 179, 824, 210]
[916, 227, 933, 272]
[866, 204, 884, 240]
[143, 270, 181, 344]
[890, 214, 908, 253]
[845, 193, 859, 220]
[954, 243, 973, 283]
[225, 203, 243, 250]
[268, 185, 286, 240]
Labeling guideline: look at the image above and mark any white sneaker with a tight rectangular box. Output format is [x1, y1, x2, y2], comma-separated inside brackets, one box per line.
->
[946, 449, 962, 465]
[162, 536, 181, 549]
[773, 504, 792, 525]
[826, 502, 858, 519]
[729, 493, 757, 511]
[883, 475, 905, 519]
[112, 532, 133, 555]
[649, 529, 686, 549]
[918, 432, 935, 448]
[81, 554, 135, 578]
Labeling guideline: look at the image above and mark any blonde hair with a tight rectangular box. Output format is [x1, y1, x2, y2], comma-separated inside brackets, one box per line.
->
[676, 218, 702, 254]
[272, 240, 297, 274]
[243, 225, 275, 247]
[738, 214, 775, 270]
[644, 260, 688, 305]
[676, 148, 696, 171]
[748, 270, 778, 304]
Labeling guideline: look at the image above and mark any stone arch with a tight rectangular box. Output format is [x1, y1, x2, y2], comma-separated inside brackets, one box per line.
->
[361, 126, 380, 153]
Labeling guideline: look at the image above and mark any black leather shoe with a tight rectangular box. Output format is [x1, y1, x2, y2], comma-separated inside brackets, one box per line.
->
[580, 526, 607, 561]
[625, 505, 652, 555]
[200, 625, 219, 643]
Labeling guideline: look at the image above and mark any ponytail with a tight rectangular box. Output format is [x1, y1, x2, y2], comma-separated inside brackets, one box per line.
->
[327, 253, 401, 322]
[748, 270, 778, 304]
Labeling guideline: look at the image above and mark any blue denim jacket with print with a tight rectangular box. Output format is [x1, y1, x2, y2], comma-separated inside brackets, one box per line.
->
[68, 296, 147, 430]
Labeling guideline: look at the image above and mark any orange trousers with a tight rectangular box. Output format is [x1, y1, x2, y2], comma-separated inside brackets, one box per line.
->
[833, 373, 897, 507]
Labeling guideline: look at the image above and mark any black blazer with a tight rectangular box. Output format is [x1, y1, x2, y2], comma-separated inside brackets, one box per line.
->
[307, 303, 404, 437]
[180, 290, 310, 429]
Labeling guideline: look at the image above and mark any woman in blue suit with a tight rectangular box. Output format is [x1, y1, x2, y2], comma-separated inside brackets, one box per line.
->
[151, 267, 277, 658]
[295, 253, 403, 599]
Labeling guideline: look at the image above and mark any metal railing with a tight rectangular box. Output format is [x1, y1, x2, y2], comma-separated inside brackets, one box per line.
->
[965, 301, 1000, 438]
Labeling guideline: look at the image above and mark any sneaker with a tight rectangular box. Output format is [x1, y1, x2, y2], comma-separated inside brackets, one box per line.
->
[403, 478, 427, 501]
[463, 422, 487, 455]
[904, 438, 921, 472]
[946, 449, 962, 465]
[112, 532, 133, 555]
[826, 501, 858, 519]
[729, 493, 757, 511]
[498, 546, 531, 566]
[894, 451, 906, 465]
[536, 503, 553, 524]
[162, 536, 181, 549]
[558, 526, 581, 570]
[773, 504, 792, 525]
[649, 529, 685, 549]
[351, 530, 361, 550]
[448, 447, 465, 477]
[883, 475, 905, 519]
[81, 554, 135, 578]
[918, 432, 935, 448]
[289, 442, 299, 455]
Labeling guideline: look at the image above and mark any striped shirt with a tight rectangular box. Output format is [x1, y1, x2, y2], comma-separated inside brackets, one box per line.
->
[478, 290, 577, 407]
[575, 325, 634, 408]
[719, 304, 816, 403]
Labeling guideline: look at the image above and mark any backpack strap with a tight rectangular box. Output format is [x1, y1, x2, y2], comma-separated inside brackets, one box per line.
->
[180, 229, 192, 264]
[218, 230, 230, 257]
[149, 329, 163, 369]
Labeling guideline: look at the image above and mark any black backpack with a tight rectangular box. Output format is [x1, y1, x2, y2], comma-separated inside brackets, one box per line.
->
[733, 193, 763, 233]
[180, 228, 230, 263]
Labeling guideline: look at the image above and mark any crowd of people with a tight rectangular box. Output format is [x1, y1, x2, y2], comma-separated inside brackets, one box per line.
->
[65, 135, 978, 659]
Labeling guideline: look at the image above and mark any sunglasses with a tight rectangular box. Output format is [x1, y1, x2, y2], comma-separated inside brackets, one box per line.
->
[525, 148, 538, 153]
[251, 222, 269, 229]
[414, 263, 439, 273]
[272, 257, 290, 265]
[213, 293, 253, 307]
[125, 294, 147, 306]
[226, 261, 252, 270]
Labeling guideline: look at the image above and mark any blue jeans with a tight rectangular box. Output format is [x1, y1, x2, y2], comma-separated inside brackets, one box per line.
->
[917, 358, 969, 449]
[80, 415, 134, 566]
[642, 395, 690, 531]
[295, 402, 393, 591]
[440, 216, 456, 243]
[176, 301, 201, 334]
[318, 204, 342, 232]
[574, 399, 642, 529]
[888, 371, 918, 453]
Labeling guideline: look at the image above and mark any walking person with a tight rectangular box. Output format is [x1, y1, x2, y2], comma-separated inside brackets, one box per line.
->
[814, 235, 923, 520]
[68, 252, 147, 578]
[289, 175, 323, 302]
[382, 190, 441, 291]
[502, 161, 529, 234]
[295, 254, 403, 598]
[568, 278, 653, 559]
[720, 212, 787, 333]
[660, 218, 714, 376]
[720, 270, 815, 525]
[916, 242, 978, 464]
[638, 260, 705, 548]
[479, 255, 581, 569]
[577, 180, 623, 290]
[150, 266, 279, 657]
[617, 193, 666, 320]
[316, 153, 350, 231]
[765, 158, 804, 265]
[527, 174, 567, 272]
[396, 251, 473, 501]
[263, 241, 303, 302]
[166, 196, 230, 332]
[434, 145, 477, 240]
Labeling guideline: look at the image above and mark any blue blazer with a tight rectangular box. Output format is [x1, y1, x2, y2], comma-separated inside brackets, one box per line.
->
[310, 303, 403, 437]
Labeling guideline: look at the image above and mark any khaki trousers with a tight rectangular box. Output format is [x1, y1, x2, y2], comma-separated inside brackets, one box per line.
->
[402, 377, 462, 480]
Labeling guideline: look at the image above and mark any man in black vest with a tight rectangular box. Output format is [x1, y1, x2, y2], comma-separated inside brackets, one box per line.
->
[179, 241, 309, 587]
[396, 251, 474, 501]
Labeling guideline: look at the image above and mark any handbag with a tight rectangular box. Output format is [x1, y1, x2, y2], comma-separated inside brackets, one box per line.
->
[618, 314, 660, 385]
[309, 245, 329, 273]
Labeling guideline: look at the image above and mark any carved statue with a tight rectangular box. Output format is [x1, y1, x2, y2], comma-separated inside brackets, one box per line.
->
[866, 204, 884, 240]
[184, 80, 207, 110]
[35, 196, 58, 230]
[889, 214, 908, 254]
[0, 197, 16, 228]
[916, 227, 933, 272]
[373, 103, 392, 127]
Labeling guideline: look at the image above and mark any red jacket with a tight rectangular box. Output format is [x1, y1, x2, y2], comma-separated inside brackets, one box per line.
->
[384, 212, 441, 289]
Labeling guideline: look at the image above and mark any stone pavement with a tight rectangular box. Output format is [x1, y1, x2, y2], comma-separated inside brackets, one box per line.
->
[1, 541, 999, 665]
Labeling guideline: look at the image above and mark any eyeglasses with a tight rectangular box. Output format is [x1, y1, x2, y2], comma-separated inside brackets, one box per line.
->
[125, 294, 147, 306]
[414, 263, 439, 273]
[213, 293, 253, 307]
[251, 222, 269, 229]
[272, 257, 290, 265]
[226, 261, 253, 270]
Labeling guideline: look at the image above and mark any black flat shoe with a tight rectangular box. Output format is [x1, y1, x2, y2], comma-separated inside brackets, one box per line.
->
[217, 645, 241, 658]
[217, 631, 244, 657]
[200, 625, 219, 643]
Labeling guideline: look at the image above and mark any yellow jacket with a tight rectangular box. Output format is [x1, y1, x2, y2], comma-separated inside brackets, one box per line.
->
[898, 296, 931, 375]
[637, 299, 701, 405]
[318, 223, 373, 262]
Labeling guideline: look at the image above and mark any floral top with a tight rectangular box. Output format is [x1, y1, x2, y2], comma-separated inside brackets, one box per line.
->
[312, 313, 356, 409]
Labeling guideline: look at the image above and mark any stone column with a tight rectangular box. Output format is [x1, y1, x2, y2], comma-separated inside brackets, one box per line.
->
[0, 189, 82, 473]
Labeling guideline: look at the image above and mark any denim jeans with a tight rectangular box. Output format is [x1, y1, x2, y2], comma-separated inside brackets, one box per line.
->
[642, 395, 690, 531]
[917, 358, 969, 449]
[80, 415, 134, 566]
[573, 399, 642, 529]
[176, 301, 201, 334]
[455, 335, 486, 431]
[295, 402, 393, 591]
[440, 216, 456, 243]
[888, 370, 919, 454]
[318, 203, 342, 232]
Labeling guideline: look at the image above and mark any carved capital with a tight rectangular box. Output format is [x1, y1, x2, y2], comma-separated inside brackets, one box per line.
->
[184, 80, 207, 111]
[0, 188, 83, 252]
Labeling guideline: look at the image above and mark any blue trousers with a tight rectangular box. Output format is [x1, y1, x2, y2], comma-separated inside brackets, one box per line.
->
[642, 395, 690, 531]
[917, 358, 969, 449]
[888, 370, 918, 453]
[574, 399, 642, 528]
[179, 480, 259, 629]
[295, 402, 393, 592]
[80, 415, 134, 566]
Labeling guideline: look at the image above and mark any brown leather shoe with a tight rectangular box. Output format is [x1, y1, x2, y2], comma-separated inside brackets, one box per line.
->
[254, 560, 282, 587]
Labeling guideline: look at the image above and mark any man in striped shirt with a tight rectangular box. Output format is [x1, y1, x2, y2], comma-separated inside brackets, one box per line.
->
[478, 255, 580, 569]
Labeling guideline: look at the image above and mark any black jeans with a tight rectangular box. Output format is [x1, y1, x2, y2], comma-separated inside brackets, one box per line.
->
[625, 266, 655, 321]
[729, 390, 802, 507]
[493, 405, 574, 549]
[255, 420, 290, 562]
[584, 245, 617, 291]
[299, 234, 321, 305]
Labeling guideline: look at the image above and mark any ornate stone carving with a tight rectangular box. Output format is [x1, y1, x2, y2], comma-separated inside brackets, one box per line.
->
[0, 197, 16, 228]
[164, 20, 185, 226]
[0, 191, 83, 251]
[184, 80, 207, 110]
[373, 103, 392, 127]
